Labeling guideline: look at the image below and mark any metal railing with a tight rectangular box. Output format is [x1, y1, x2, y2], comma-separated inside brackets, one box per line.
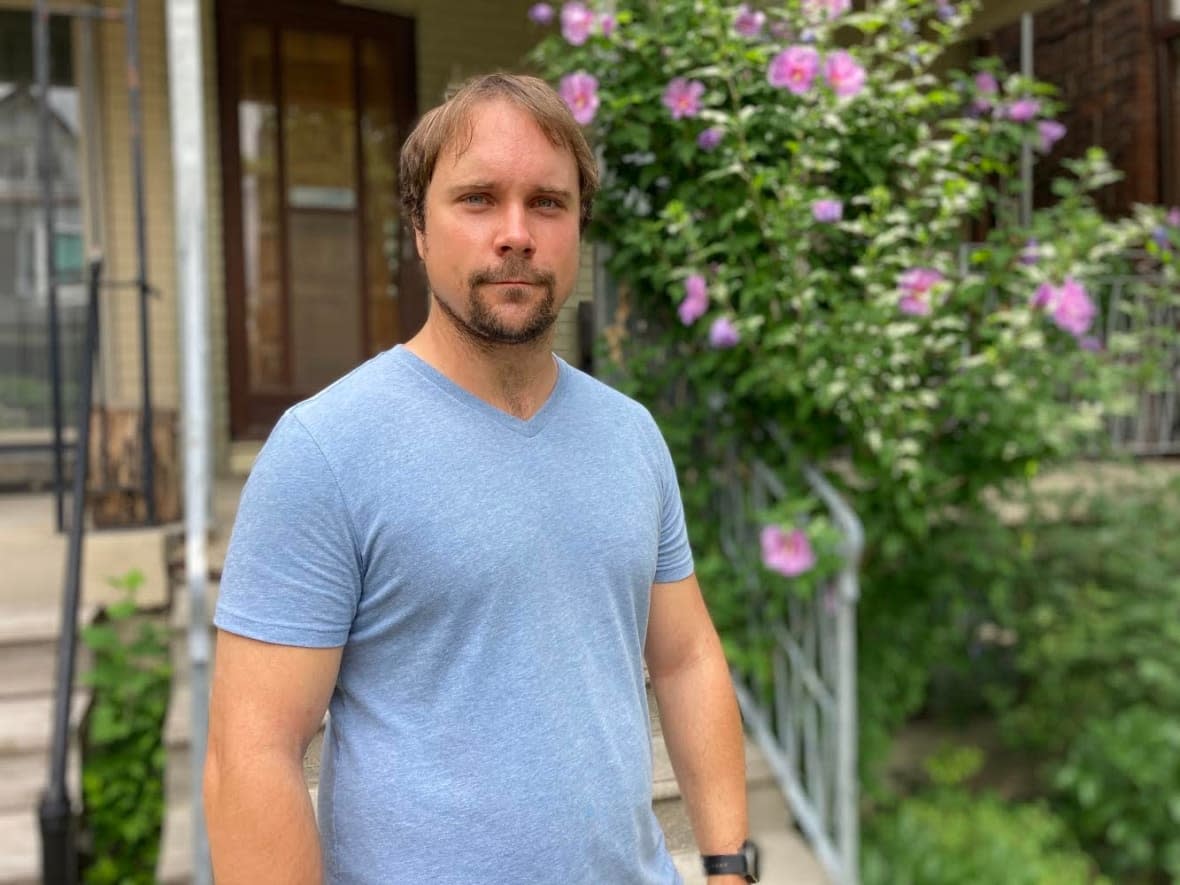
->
[718, 427, 864, 885]
[957, 244, 1180, 456]
[1100, 274, 1179, 455]
[39, 255, 101, 884]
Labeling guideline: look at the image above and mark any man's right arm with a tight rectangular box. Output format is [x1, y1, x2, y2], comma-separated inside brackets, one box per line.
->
[204, 629, 342, 884]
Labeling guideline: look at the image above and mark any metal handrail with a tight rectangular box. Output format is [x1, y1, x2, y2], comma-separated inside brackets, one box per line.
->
[39, 256, 102, 885]
[723, 426, 864, 885]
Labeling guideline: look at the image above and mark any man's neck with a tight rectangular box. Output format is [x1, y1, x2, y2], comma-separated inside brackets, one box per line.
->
[404, 315, 559, 421]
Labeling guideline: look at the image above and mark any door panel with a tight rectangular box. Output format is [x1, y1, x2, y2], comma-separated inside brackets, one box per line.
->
[237, 24, 284, 394]
[280, 30, 361, 392]
[217, 1, 419, 439]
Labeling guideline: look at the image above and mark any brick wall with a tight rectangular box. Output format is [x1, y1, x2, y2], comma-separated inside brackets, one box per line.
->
[988, 0, 1161, 215]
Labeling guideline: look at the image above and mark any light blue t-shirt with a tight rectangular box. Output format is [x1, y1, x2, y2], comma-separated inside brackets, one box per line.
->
[215, 345, 695, 884]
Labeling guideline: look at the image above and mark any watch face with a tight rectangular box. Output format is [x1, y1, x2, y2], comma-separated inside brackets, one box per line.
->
[743, 839, 760, 883]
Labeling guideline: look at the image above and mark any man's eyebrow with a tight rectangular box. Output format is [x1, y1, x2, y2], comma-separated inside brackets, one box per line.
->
[446, 182, 495, 195]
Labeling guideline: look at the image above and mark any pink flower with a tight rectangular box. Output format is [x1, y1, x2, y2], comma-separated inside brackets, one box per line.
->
[662, 78, 706, 120]
[1051, 277, 1096, 337]
[768, 46, 820, 94]
[1167, 207, 1180, 227]
[528, 3, 554, 24]
[708, 316, 741, 348]
[1006, 98, 1041, 122]
[1031, 282, 1055, 310]
[972, 72, 998, 111]
[811, 199, 844, 222]
[678, 274, 709, 325]
[598, 12, 617, 36]
[697, 127, 723, 151]
[898, 267, 944, 316]
[803, 0, 851, 20]
[824, 51, 866, 99]
[560, 1, 596, 45]
[734, 3, 766, 37]
[559, 71, 600, 126]
[1038, 120, 1066, 152]
[1020, 239, 1040, 266]
[761, 526, 816, 577]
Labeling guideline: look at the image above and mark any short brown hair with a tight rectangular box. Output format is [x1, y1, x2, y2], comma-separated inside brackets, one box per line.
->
[399, 73, 599, 234]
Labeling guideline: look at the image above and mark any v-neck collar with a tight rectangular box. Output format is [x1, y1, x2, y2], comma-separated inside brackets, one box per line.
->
[389, 345, 568, 439]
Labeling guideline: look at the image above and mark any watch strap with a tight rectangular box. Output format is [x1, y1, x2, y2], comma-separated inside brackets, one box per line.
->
[701, 839, 759, 882]
[701, 853, 747, 875]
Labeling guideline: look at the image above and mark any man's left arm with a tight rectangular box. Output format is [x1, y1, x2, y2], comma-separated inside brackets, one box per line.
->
[646, 572, 749, 884]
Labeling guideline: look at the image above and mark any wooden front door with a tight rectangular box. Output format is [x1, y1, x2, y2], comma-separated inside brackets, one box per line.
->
[217, 0, 423, 439]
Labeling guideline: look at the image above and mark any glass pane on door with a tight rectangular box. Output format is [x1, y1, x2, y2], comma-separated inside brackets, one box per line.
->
[360, 39, 401, 356]
[281, 30, 360, 393]
[238, 24, 283, 392]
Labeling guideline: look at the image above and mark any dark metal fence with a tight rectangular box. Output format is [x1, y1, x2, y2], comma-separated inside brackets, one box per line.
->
[0, 298, 88, 435]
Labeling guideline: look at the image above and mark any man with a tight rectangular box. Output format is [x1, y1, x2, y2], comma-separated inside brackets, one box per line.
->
[204, 73, 753, 884]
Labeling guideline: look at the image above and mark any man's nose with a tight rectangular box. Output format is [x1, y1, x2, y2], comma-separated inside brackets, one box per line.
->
[494, 205, 536, 258]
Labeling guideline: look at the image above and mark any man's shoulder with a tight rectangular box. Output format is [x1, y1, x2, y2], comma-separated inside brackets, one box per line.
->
[285, 348, 422, 433]
[561, 360, 657, 428]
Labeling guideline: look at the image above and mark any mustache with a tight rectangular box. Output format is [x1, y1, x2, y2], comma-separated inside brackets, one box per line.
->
[468, 260, 556, 289]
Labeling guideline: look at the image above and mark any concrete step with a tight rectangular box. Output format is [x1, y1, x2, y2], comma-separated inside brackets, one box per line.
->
[0, 805, 39, 885]
[0, 748, 80, 816]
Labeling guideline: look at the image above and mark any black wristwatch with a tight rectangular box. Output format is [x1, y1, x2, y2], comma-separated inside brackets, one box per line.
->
[701, 839, 759, 882]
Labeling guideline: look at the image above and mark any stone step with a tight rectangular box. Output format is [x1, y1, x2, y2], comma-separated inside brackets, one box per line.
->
[0, 693, 89, 758]
[0, 805, 40, 885]
[0, 748, 80, 816]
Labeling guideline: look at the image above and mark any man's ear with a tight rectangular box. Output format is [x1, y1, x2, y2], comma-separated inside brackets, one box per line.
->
[414, 223, 426, 260]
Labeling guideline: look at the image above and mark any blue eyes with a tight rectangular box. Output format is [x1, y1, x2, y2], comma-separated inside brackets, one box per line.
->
[460, 195, 564, 210]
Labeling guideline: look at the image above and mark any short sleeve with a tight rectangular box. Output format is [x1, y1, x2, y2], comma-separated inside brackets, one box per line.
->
[644, 413, 695, 584]
[214, 411, 362, 647]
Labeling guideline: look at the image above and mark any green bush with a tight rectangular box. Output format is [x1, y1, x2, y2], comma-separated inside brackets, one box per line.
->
[980, 479, 1180, 881]
[891, 475, 1180, 880]
[862, 788, 1109, 885]
[1054, 706, 1180, 882]
[985, 478, 1180, 754]
[79, 570, 172, 884]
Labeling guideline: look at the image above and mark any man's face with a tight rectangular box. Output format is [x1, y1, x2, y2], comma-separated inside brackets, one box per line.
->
[414, 99, 581, 347]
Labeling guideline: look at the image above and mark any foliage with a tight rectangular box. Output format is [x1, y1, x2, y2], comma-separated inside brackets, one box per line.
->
[864, 739, 1107, 883]
[977, 476, 1180, 881]
[1054, 707, 1180, 882]
[862, 787, 1109, 885]
[983, 477, 1180, 753]
[79, 570, 172, 885]
[866, 475, 1180, 877]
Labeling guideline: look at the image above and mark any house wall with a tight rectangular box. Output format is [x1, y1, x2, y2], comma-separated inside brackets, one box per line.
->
[988, 0, 1162, 215]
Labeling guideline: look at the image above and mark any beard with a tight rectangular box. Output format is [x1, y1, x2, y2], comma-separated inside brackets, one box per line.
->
[432, 257, 560, 347]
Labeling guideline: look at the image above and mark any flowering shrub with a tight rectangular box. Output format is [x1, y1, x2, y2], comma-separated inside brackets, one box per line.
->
[530, 0, 1176, 582]
[528, 0, 1179, 823]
